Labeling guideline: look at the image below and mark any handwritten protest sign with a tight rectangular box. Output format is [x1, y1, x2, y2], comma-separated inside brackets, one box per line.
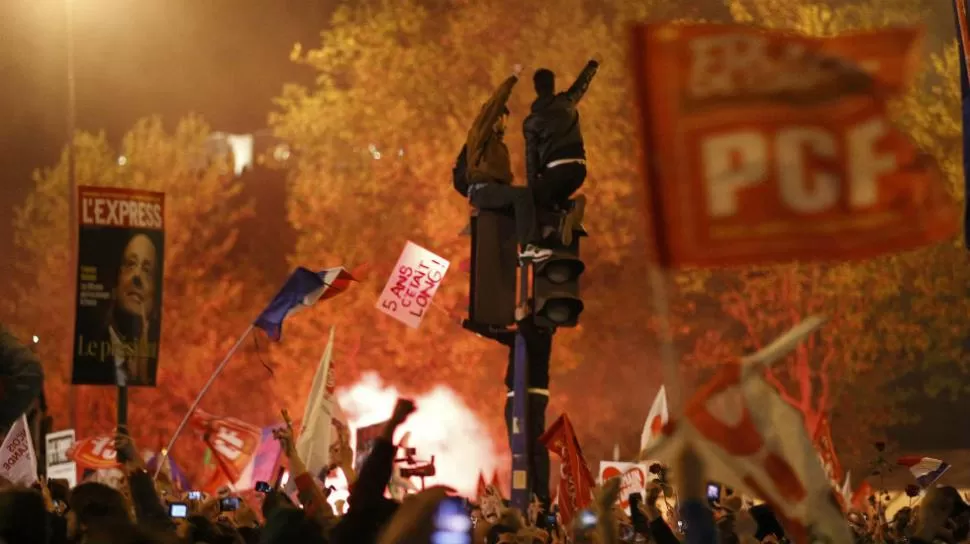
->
[1, 415, 38, 486]
[376, 242, 450, 328]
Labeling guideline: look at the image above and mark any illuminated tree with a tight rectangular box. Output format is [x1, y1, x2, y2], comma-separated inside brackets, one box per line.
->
[269, 0, 721, 458]
[7, 116, 265, 475]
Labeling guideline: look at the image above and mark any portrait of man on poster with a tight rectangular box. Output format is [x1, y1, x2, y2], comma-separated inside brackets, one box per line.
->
[73, 230, 162, 387]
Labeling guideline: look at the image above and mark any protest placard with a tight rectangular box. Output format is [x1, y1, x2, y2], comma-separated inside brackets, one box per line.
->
[599, 461, 658, 513]
[46, 429, 78, 487]
[376, 242, 450, 328]
[72, 186, 165, 386]
[0, 415, 38, 486]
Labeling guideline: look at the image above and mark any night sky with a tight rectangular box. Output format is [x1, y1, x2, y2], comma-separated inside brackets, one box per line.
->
[0, 0, 332, 262]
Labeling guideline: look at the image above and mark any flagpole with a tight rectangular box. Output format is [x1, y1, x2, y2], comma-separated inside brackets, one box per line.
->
[647, 266, 683, 420]
[154, 325, 254, 478]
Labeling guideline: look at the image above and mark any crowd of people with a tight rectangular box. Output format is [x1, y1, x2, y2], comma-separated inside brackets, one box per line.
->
[0, 395, 966, 543]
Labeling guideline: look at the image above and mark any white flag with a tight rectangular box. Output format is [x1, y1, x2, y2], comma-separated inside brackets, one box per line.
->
[0, 415, 38, 486]
[297, 326, 340, 478]
[640, 386, 668, 452]
[644, 316, 851, 543]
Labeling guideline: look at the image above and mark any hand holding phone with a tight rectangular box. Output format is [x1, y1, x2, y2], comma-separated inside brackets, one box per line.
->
[219, 496, 240, 512]
[706, 482, 721, 505]
[169, 503, 188, 518]
[431, 496, 471, 544]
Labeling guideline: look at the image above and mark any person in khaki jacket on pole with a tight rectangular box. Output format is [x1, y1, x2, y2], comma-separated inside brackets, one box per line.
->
[465, 64, 553, 263]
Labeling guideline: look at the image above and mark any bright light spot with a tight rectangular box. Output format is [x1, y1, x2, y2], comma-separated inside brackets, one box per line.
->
[373, 151, 382, 160]
[333, 372, 499, 498]
[117, 155, 127, 166]
[398, 149, 404, 157]
[273, 145, 291, 162]
[280, 471, 289, 488]
[31, 335, 39, 344]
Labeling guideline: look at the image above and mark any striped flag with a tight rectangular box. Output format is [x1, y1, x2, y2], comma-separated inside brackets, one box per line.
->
[955, 0, 970, 247]
[254, 267, 356, 341]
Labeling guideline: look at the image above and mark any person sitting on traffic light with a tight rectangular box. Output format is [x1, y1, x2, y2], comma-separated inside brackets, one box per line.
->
[523, 55, 601, 245]
[465, 64, 551, 263]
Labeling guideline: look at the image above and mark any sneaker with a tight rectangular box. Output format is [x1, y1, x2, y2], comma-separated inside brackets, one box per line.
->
[561, 194, 586, 246]
[519, 244, 553, 262]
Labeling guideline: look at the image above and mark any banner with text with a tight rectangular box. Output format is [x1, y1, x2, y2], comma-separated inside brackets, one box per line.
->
[629, 24, 957, 268]
[46, 429, 78, 487]
[1, 415, 38, 486]
[72, 187, 165, 386]
[376, 242, 450, 328]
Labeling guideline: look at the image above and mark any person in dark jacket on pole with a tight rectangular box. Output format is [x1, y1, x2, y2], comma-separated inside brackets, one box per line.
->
[466, 65, 552, 263]
[523, 55, 601, 245]
[0, 324, 44, 436]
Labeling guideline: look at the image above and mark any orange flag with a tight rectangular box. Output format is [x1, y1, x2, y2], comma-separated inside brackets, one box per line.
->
[630, 23, 957, 268]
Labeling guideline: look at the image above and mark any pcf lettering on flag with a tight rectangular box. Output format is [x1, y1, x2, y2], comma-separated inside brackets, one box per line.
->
[702, 119, 889, 219]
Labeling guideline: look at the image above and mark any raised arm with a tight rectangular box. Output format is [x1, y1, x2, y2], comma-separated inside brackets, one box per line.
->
[565, 55, 602, 104]
[467, 67, 522, 165]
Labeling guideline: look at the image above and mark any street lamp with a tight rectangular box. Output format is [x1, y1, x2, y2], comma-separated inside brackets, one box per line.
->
[65, 0, 78, 431]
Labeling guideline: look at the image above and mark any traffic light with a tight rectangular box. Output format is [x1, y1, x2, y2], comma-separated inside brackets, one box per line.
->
[532, 227, 586, 328]
[469, 209, 518, 326]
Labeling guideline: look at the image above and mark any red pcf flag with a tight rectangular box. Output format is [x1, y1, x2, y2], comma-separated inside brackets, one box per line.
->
[629, 23, 958, 268]
[539, 414, 595, 527]
[191, 410, 261, 483]
[68, 435, 120, 470]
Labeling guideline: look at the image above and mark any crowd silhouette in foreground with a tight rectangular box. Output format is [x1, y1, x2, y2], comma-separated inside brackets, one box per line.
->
[0, 396, 966, 543]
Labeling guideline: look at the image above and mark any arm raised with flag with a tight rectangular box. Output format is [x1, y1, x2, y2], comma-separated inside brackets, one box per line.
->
[155, 266, 357, 479]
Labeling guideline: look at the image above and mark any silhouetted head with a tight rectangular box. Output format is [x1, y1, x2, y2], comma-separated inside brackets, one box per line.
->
[534, 69, 555, 96]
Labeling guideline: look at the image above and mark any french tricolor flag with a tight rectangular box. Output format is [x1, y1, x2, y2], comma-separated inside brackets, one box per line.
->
[897, 456, 951, 488]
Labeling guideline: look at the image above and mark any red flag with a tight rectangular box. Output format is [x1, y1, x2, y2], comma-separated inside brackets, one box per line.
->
[539, 414, 595, 527]
[68, 435, 120, 470]
[630, 23, 957, 268]
[852, 482, 874, 510]
[477, 472, 488, 500]
[191, 409, 261, 483]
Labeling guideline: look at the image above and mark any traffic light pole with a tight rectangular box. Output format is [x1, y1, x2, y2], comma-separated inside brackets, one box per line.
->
[510, 260, 531, 512]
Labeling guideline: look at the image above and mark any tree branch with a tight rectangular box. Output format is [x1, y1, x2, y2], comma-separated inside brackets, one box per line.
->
[765, 367, 801, 410]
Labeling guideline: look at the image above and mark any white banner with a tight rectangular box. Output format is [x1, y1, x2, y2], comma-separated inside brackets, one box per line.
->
[599, 461, 658, 513]
[46, 429, 78, 487]
[1, 415, 38, 486]
[376, 241, 450, 328]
